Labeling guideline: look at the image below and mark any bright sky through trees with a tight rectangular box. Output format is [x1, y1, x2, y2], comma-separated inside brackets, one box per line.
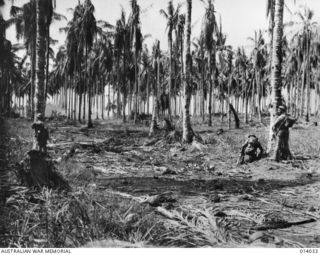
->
[2, 0, 320, 52]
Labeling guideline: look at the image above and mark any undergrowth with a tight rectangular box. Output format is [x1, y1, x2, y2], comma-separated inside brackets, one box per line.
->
[2, 186, 163, 247]
[1, 117, 319, 248]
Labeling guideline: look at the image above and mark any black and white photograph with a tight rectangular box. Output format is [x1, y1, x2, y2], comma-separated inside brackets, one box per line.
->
[0, 0, 320, 251]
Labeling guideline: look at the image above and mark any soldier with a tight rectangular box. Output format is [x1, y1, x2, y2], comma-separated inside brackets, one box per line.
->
[32, 114, 49, 153]
[272, 105, 296, 161]
[237, 135, 264, 165]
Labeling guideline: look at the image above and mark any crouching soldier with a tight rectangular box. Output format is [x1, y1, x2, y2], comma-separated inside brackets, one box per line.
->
[237, 135, 264, 165]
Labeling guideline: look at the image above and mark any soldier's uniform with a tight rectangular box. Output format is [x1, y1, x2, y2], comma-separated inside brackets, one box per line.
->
[32, 114, 49, 153]
[239, 135, 264, 164]
[272, 106, 296, 161]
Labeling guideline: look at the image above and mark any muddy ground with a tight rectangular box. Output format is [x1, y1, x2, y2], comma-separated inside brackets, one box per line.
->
[1, 116, 320, 248]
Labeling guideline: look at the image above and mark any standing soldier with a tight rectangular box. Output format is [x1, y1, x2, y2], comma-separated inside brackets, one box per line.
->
[272, 105, 296, 161]
[32, 113, 49, 153]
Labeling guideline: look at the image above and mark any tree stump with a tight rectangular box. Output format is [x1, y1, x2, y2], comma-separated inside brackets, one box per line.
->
[17, 150, 69, 190]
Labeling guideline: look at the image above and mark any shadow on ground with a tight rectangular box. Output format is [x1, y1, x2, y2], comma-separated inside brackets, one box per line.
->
[98, 175, 317, 197]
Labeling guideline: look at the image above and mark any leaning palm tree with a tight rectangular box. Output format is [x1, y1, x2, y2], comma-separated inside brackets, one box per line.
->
[182, 0, 193, 143]
[201, 0, 217, 127]
[160, 0, 181, 121]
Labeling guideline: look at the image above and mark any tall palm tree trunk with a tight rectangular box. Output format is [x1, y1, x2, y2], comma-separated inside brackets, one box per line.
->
[116, 54, 121, 119]
[78, 70, 82, 122]
[95, 83, 99, 120]
[43, 24, 50, 117]
[228, 75, 232, 129]
[134, 48, 139, 123]
[267, 0, 287, 157]
[201, 56, 205, 122]
[250, 77, 256, 121]
[305, 40, 311, 122]
[146, 74, 150, 115]
[208, 49, 213, 127]
[101, 76, 105, 120]
[78, 88, 82, 122]
[256, 71, 262, 123]
[123, 52, 127, 123]
[108, 79, 111, 119]
[316, 77, 320, 117]
[179, 27, 184, 117]
[70, 87, 74, 120]
[300, 67, 305, 118]
[149, 41, 160, 136]
[87, 46, 93, 128]
[73, 86, 77, 120]
[34, 0, 46, 125]
[182, 0, 193, 143]
[168, 34, 173, 121]
[30, 42, 36, 119]
[83, 88, 86, 121]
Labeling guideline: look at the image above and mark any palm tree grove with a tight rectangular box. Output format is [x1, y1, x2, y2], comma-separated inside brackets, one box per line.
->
[0, 0, 320, 249]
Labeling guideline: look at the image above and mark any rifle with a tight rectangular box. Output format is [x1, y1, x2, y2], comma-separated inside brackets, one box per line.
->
[236, 153, 244, 166]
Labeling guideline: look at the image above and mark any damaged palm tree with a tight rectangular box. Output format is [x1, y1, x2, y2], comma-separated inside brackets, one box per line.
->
[17, 150, 69, 190]
[25, 115, 69, 189]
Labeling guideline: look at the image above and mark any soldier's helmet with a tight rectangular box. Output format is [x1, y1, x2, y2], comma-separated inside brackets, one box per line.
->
[278, 105, 287, 113]
[33, 113, 44, 127]
[248, 134, 258, 144]
[35, 113, 44, 122]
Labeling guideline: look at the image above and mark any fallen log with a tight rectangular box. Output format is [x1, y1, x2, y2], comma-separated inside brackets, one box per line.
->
[104, 190, 143, 202]
[253, 218, 316, 231]
[156, 206, 176, 220]
[257, 198, 320, 220]
[104, 190, 177, 207]
[141, 191, 177, 207]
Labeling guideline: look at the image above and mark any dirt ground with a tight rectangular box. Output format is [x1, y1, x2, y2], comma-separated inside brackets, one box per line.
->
[1, 116, 320, 248]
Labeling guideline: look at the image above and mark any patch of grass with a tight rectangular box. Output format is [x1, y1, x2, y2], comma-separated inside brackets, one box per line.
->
[2, 117, 319, 248]
[2, 186, 163, 248]
[157, 206, 243, 247]
[1, 118, 163, 248]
